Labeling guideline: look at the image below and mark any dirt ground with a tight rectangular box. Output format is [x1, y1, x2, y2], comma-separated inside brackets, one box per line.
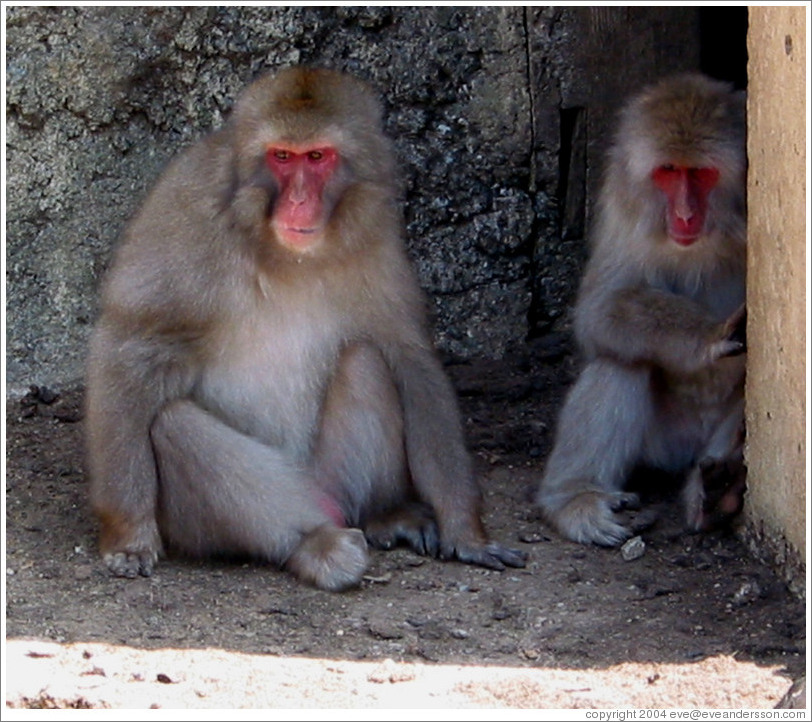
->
[4, 350, 807, 711]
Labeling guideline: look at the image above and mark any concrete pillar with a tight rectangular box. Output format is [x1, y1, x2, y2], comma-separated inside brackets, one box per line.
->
[745, 6, 807, 596]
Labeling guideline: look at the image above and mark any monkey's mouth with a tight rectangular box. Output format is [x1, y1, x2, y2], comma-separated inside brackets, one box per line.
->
[669, 219, 704, 246]
[671, 233, 701, 247]
[276, 225, 323, 252]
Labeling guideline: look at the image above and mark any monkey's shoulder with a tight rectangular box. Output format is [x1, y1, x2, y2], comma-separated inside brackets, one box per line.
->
[137, 130, 233, 219]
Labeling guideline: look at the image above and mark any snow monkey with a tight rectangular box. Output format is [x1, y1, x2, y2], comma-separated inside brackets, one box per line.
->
[86, 67, 527, 590]
[535, 73, 747, 545]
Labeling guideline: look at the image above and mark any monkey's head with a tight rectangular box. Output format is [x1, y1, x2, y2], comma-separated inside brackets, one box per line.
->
[228, 67, 399, 259]
[610, 73, 746, 252]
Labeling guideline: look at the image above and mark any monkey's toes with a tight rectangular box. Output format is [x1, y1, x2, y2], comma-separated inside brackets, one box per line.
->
[442, 541, 528, 571]
[484, 543, 528, 569]
[364, 504, 440, 557]
[608, 491, 640, 511]
[287, 526, 369, 592]
[554, 492, 634, 547]
[589, 522, 634, 547]
[104, 550, 156, 578]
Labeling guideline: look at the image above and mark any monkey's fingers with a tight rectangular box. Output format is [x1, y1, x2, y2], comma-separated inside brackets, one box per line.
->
[717, 305, 747, 356]
[711, 338, 746, 360]
[443, 541, 528, 571]
[104, 550, 157, 579]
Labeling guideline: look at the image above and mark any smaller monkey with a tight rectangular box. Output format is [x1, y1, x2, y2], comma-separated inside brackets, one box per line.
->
[535, 73, 747, 545]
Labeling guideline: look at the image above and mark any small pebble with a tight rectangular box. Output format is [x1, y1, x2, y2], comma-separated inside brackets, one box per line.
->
[621, 535, 646, 561]
[518, 531, 550, 544]
[731, 579, 762, 607]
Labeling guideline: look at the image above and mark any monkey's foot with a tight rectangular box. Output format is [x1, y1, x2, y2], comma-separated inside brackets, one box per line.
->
[364, 503, 440, 557]
[684, 457, 746, 532]
[442, 540, 528, 571]
[104, 550, 158, 578]
[286, 525, 368, 592]
[550, 490, 640, 546]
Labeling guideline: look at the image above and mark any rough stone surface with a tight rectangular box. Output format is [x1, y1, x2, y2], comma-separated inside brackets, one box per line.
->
[5, 5, 701, 393]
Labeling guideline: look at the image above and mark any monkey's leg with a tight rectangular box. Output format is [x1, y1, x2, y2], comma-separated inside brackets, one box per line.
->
[535, 360, 650, 546]
[682, 398, 745, 531]
[150, 400, 368, 591]
[313, 342, 439, 556]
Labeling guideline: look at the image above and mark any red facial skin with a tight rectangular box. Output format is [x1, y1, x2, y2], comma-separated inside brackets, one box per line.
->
[266, 145, 340, 251]
[652, 165, 720, 246]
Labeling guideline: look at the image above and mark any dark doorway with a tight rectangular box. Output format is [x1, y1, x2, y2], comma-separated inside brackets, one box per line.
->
[699, 7, 749, 89]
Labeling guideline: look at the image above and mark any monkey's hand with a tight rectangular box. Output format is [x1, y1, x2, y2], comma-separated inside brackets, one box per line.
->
[104, 549, 159, 578]
[100, 518, 163, 578]
[440, 540, 528, 571]
[709, 304, 747, 361]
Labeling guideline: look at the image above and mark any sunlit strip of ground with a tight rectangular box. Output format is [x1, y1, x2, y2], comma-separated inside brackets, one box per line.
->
[3, 638, 793, 714]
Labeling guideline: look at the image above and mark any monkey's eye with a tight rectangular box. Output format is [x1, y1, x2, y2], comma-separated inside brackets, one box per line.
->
[651, 164, 683, 190]
[308, 150, 324, 161]
[271, 150, 291, 162]
[690, 167, 721, 190]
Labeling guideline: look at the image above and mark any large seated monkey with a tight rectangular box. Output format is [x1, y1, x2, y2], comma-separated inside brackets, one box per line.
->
[86, 67, 526, 590]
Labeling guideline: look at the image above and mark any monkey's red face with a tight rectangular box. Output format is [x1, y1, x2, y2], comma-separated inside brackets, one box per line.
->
[652, 164, 720, 246]
[266, 145, 341, 252]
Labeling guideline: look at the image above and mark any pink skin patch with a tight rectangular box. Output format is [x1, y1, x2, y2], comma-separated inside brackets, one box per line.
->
[266, 146, 339, 250]
[652, 165, 719, 246]
[316, 491, 346, 528]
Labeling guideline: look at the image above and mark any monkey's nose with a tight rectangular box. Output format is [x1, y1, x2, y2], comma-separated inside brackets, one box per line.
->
[674, 194, 696, 222]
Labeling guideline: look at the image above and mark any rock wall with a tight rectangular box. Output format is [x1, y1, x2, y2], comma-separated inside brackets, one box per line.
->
[6, 6, 702, 393]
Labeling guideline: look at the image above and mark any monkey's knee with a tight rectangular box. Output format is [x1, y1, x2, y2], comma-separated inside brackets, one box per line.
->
[285, 525, 369, 592]
[337, 340, 387, 373]
[150, 399, 201, 446]
[317, 342, 406, 506]
[333, 342, 400, 407]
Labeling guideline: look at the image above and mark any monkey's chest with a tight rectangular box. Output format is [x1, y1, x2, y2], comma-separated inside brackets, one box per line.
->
[196, 308, 347, 456]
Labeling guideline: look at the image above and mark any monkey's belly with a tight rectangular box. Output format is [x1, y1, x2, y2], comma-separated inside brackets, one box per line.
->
[196, 327, 341, 458]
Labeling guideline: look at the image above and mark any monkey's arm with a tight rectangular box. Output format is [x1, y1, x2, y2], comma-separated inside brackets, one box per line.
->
[388, 345, 527, 570]
[576, 276, 744, 374]
[86, 150, 225, 577]
[86, 324, 181, 577]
